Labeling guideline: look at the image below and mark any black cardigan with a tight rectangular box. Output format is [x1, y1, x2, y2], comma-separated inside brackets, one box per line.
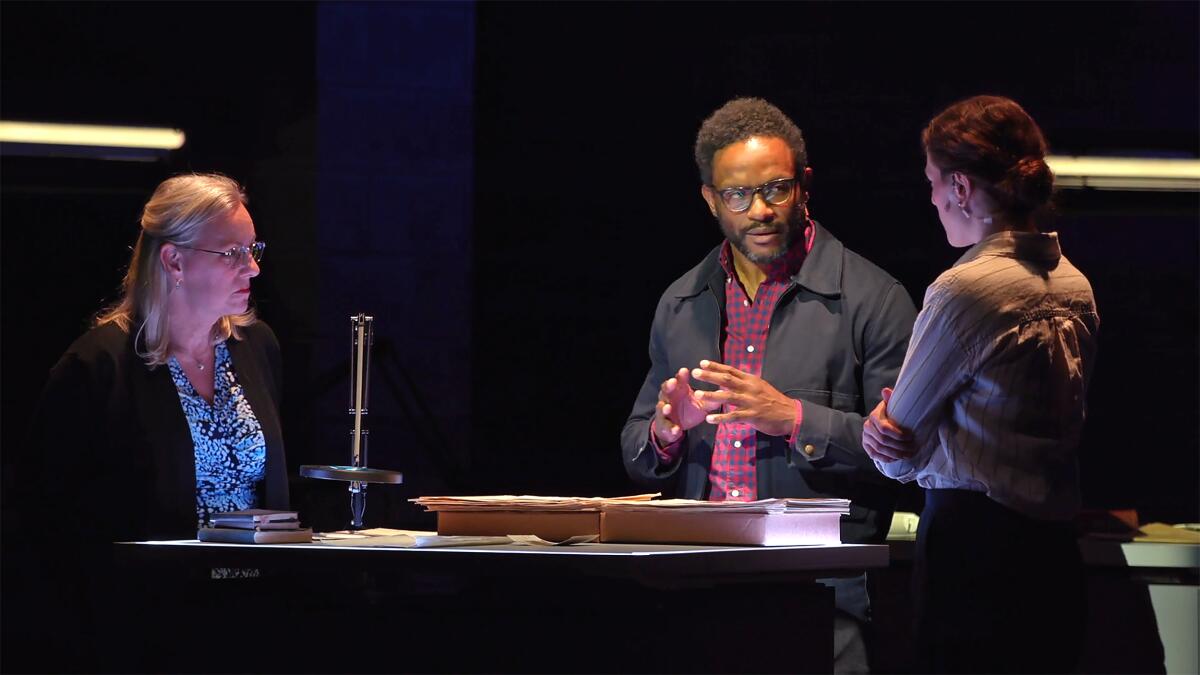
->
[27, 320, 289, 542]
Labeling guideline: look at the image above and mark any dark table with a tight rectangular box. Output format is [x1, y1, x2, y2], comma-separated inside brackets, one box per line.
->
[109, 539, 888, 673]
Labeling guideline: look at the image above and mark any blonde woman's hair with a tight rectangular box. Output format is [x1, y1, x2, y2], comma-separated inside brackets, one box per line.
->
[96, 173, 256, 366]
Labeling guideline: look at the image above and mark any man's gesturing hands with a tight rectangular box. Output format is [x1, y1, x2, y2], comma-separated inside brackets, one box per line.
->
[652, 367, 717, 445]
[653, 360, 800, 445]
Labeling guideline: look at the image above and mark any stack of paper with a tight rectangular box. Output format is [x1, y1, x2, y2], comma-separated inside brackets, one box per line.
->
[601, 498, 850, 514]
[600, 498, 850, 546]
[198, 509, 313, 544]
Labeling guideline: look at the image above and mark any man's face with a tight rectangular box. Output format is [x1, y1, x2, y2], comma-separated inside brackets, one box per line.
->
[702, 136, 806, 265]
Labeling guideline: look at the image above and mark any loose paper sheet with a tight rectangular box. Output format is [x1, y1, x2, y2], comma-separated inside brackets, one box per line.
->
[508, 534, 599, 546]
[314, 529, 511, 548]
[312, 529, 599, 547]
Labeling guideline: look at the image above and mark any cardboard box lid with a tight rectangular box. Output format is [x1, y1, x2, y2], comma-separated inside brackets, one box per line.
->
[437, 510, 601, 541]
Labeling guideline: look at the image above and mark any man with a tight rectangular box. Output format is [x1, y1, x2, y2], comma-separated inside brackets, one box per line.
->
[621, 97, 917, 672]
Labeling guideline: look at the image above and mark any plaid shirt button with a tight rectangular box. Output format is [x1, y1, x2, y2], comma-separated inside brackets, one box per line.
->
[747, 345, 755, 352]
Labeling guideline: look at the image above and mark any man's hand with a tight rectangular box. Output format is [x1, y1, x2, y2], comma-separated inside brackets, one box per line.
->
[653, 367, 716, 445]
[862, 388, 916, 463]
[689, 360, 797, 437]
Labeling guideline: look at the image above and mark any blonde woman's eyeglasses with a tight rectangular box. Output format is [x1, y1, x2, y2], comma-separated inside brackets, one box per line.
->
[176, 241, 265, 267]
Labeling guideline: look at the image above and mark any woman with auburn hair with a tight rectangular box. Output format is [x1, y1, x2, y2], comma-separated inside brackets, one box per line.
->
[862, 96, 1098, 673]
[31, 173, 289, 540]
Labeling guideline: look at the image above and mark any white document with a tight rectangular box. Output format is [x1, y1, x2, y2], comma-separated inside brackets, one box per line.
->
[315, 529, 512, 548]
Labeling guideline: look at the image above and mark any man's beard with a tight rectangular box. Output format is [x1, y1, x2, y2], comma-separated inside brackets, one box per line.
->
[719, 210, 805, 265]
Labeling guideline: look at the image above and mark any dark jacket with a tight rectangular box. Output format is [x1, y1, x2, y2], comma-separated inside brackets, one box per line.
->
[16, 319, 288, 670]
[28, 319, 290, 542]
[622, 222, 916, 544]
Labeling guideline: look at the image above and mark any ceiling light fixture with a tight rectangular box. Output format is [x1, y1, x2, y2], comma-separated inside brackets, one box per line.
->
[1047, 155, 1200, 192]
[0, 120, 185, 160]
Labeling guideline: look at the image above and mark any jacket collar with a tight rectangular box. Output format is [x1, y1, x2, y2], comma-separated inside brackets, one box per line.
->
[954, 230, 1062, 268]
[673, 219, 844, 299]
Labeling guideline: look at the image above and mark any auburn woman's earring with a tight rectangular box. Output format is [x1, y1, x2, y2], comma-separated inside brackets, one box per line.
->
[175, 278, 182, 289]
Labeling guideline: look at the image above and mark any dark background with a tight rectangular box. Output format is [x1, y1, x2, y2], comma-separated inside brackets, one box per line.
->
[3, 1, 1197, 538]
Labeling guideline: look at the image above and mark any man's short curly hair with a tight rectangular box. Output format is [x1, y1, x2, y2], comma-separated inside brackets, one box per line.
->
[694, 97, 808, 185]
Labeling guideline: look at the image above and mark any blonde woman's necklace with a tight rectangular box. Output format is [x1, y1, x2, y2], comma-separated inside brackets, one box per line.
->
[176, 350, 211, 371]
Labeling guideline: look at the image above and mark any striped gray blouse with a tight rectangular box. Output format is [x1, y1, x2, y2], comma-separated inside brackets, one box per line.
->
[877, 231, 1098, 521]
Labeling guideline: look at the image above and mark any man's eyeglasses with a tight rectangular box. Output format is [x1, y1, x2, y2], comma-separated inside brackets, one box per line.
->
[177, 241, 266, 267]
[710, 178, 799, 213]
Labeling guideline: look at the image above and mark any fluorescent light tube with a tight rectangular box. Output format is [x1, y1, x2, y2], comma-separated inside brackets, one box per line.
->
[0, 121, 185, 149]
[1047, 155, 1200, 191]
[0, 121, 186, 161]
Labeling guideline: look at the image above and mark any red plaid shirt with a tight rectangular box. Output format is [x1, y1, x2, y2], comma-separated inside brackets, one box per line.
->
[653, 223, 815, 501]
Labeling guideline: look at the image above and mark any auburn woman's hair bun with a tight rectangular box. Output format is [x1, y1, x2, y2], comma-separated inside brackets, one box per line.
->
[1001, 156, 1053, 212]
[923, 96, 1054, 218]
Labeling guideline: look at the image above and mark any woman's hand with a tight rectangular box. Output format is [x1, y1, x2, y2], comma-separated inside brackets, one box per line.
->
[862, 388, 917, 463]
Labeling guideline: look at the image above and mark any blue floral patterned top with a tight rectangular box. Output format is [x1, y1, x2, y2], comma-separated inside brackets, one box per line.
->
[168, 341, 267, 528]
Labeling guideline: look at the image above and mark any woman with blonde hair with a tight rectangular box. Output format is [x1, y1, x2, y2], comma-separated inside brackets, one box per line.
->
[32, 172, 289, 539]
[21, 172, 290, 671]
[862, 96, 1098, 673]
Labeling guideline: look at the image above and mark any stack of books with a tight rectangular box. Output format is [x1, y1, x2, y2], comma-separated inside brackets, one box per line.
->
[198, 509, 313, 544]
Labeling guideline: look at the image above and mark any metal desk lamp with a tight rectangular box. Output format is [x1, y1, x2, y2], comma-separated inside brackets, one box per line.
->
[300, 313, 403, 529]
